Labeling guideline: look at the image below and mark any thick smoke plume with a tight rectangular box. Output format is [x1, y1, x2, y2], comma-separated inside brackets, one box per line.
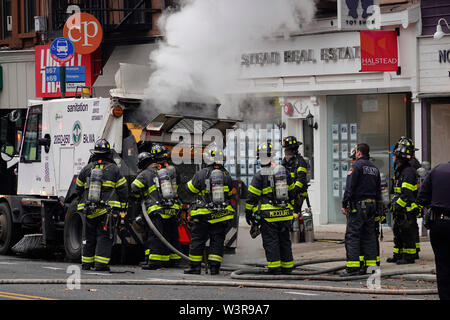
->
[145, 0, 316, 117]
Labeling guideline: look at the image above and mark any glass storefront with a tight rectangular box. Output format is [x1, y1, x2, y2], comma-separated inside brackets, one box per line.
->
[326, 93, 411, 224]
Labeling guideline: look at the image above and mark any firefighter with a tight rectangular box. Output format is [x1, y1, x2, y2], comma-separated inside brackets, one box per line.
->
[245, 142, 295, 275]
[76, 138, 128, 271]
[409, 153, 422, 260]
[131, 144, 182, 270]
[417, 161, 450, 300]
[341, 143, 381, 276]
[184, 144, 235, 275]
[387, 137, 421, 265]
[281, 136, 308, 214]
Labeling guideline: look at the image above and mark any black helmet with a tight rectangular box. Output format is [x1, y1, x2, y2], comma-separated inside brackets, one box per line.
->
[257, 142, 273, 165]
[150, 144, 170, 161]
[349, 144, 357, 160]
[203, 143, 224, 165]
[393, 136, 416, 160]
[282, 136, 302, 151]
[91, 138, 111, 154]
[137, 152, 154, 170]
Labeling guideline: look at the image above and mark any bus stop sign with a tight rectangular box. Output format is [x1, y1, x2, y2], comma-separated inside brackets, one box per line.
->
[50, 37, 74, 64]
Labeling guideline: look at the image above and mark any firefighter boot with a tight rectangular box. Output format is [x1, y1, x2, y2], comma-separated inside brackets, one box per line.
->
[184, 263, 201, 275]
[209, 264, 220, 275]
[94, 264, 110, 272]
[82, 263, 93, 271]
[142, 262, 162, 270]
[396, 254, 415, 265]
[386, 253, 400, 263]
[265, 267, 282, 275]
[340, 268, 360, 277]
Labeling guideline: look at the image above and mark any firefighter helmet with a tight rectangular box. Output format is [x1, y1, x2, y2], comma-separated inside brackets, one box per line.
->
[282, 136, 302, 151]
[257, 142, 273, 166]
[90, 138, 111, 154]
[393, 136, 416, 159]
[203, 143, 224, 165]
[150, 144, 170, 161]
[137, 152, 154, 170]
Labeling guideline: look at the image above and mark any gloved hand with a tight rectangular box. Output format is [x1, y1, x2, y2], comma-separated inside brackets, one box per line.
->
[245, 211, 254, 226]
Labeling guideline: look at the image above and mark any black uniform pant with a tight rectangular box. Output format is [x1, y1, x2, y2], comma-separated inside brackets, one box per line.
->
[345, 202, 378, 271]
[82, 214, 113, 267]
[260, 219, 294, 270]
[146, 213, 181, 267]
[188, 218, 229, 267]
[430, 219, 450, 300]
[392, 211, 417, 260]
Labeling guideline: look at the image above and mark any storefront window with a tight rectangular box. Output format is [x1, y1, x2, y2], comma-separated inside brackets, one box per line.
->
[327, 93, 409, 224]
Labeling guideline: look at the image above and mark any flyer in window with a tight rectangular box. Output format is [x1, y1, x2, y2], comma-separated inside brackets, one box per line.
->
[333, 162, 340, 178]
[340, 124, 348, 141]
[341, 143, 348, 159]
[333, 143, 339, 159]
[341, 161, 349, 178]
[333, 180, 340, 197]
[332, 124, 339, 141]
[350, 123, 357, 141]
[342, 182, 346, 197]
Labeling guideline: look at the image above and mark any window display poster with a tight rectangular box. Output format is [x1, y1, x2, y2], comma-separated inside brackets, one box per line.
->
[332, 124, 339, 141]
[342, 182, 346, 197]
[333, 143, 339, 159]
[341, 143, 348, 159]
[340, 124, 348, 141]
[350, 123, 357, 141]
[333, 162, 340, 178]
[341, 161, 349, 178]
[333, 180, 340, 197]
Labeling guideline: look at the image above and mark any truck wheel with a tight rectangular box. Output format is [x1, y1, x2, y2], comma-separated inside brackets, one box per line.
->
[64, 202, 83, 262]
[0, 202, 19, 255]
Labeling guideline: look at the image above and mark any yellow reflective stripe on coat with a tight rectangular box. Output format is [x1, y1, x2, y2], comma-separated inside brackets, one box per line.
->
[148, 185, 157, 194]
[76, 178, 86, 187]
[245, 203, 255, 210]
[132, 179, 145, 189]
[208, 214, 234, 224]
[297, 167, 307, 173]
[406, 203, 418, 212]
[264, 215, 293, 222]
[394, 187, 401, 194]
[102, 180, 116, 188]
[116, 177, 127, 187]
[295, 181, 304, 189]
[262, 187, 273, 195]
[87, 208, 108, 219]
[248, 185, 262, 196]
[396, 197, 407, 207]
[77, 203, 85, 211]
[108, 200, 121, 208]
[190, 208, 212, 216]
[187, 180, 199, 193]
[401, 182, 417, 191]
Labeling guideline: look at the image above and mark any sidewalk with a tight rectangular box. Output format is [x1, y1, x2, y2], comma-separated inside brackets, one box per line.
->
[223, 217, 436, 280]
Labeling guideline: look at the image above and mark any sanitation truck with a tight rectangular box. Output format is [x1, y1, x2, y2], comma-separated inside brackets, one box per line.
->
[0, 95, 242, 262]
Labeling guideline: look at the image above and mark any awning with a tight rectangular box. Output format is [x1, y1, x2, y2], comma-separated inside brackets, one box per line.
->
[417, 92, 450, 99]
[93, 43, 158, 97]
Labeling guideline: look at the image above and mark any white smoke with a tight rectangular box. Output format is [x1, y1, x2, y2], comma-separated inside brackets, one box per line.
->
[145, 0, 316, 113]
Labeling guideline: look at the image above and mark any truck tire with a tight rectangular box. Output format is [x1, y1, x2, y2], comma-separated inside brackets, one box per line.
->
[64, 202, 83, 262]
[0, 202, 19, 255]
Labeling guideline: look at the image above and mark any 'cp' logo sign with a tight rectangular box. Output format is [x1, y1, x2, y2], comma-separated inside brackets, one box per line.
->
[63, 13, 103, 55]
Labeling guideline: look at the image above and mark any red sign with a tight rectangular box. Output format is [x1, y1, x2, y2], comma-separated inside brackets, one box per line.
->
[35, 44, 101, 98]
[360, 30, 398, 72]
[63, 13, 103, 55]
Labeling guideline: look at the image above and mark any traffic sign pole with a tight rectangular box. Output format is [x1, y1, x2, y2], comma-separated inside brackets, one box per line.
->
[60, 64, 66, 98]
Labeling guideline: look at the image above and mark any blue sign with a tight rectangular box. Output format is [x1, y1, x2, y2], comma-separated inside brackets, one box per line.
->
[45, 66, 60, 82]
[65, 66, 86, 82]
[50, 37, 74, 64]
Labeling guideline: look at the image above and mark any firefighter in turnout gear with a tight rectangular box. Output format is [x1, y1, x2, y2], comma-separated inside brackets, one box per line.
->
[75, 139, 128, 271]
[245, 143, 295, 275]
[184, 144, 235, 275]
[387, 137, 421, 265]
[131, 144, 182, 270]
[341, 143, 382, 276]
[281, 136, 309, 213]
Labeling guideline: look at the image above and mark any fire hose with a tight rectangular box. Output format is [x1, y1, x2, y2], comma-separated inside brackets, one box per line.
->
[137, 202, 438, 295]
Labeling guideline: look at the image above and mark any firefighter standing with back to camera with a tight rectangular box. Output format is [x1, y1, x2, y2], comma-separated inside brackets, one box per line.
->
[184, 144, 235, 275]
[417, 160, 450, 300]
[131, 144, 182, 270]
[245, 143, 295, 275]
[387, 137, 421, 265]
[76, 138, 128, 272]
[341, 143, 382, 276]
[281, 136, 308, 222]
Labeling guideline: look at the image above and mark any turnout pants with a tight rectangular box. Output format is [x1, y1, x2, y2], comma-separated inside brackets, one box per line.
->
[345, 202, 378, 272]
[82, 214, 113, 267]
[430, 219, 450, 300]
[260, 219, 294, 271]
[392, 211, 417, 260]
[146, 213, 181, 267]
[188, 218, 229, 268]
